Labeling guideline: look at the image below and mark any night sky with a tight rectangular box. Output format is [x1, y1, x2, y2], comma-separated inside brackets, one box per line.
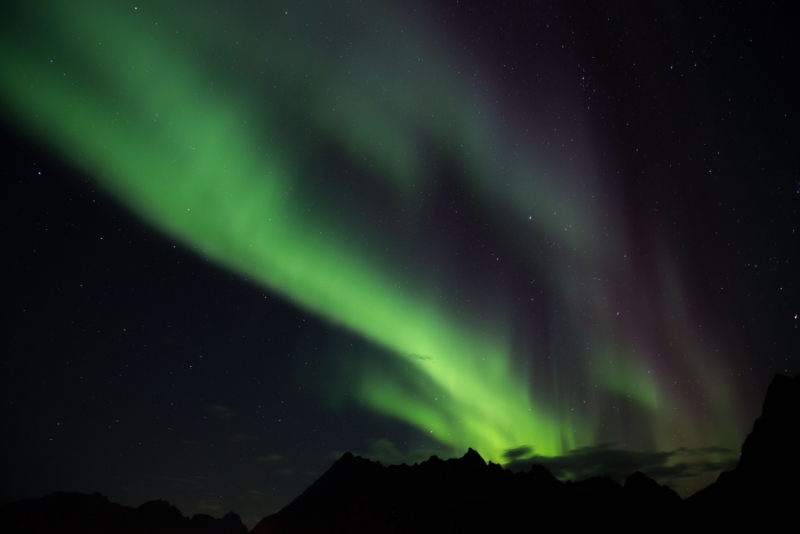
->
[1, 0, 798, 528]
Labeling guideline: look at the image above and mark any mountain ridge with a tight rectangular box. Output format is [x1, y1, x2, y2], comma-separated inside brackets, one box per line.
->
[3, 374, 797, 533]
[0, 491, 247, 534]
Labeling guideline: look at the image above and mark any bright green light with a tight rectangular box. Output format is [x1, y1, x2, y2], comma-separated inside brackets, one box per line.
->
[0, 0, 742, 468]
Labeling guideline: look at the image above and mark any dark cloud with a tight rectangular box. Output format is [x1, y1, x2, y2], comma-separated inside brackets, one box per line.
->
[505, 444, 739, 486]
[675, 446, 734, 455]
[503, 446, 533, 461]
[700, 459, 739, 472]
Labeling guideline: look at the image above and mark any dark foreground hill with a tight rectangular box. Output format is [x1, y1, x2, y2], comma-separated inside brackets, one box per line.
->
[253, 373, 799, 533]
[2, 374, 797, 533]
[686, 373, 800, 517]
[250, 449, 683, 533]
[0, 492, 247, 534]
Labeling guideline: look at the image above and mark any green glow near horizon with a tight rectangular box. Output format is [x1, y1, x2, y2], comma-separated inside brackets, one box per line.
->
[0, 1, 741, 466]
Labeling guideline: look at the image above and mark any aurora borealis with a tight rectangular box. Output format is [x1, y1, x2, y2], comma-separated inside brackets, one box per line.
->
[2, 0, 798, 527]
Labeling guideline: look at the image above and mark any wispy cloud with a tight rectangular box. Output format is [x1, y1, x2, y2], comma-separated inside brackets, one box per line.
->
[273, 468, 294, 476]
[195, 499, 221, 511]
[504, 443, 738, 488]
[257, 453, 285, 464]
[208, 405, 235, 419]
[248, 490, 266, 500]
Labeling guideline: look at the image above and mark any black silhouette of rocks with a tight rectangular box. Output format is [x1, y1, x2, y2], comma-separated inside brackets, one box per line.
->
[250, 450, 679, 533]
[624, 471, 681, 504]
[0, 491, 247, 534]
[192, 511, 249, 534]
[252, 374, 800, 533]
[687, 373, 800, 519]
[3, 374, 797, 533]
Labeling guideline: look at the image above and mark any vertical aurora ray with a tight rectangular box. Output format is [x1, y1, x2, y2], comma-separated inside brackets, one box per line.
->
[0, 0, 744, 465]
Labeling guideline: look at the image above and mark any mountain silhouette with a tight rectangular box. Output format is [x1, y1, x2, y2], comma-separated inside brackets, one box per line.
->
[252, 374, 798, 533]
[687, 373, 800, 522]
[250, 448, 685, 533]
[2, 374, 797, 533]
[0, 491, 247, 534]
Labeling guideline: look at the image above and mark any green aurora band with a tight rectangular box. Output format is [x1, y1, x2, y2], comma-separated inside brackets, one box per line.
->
[0, 1, 745, 467]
